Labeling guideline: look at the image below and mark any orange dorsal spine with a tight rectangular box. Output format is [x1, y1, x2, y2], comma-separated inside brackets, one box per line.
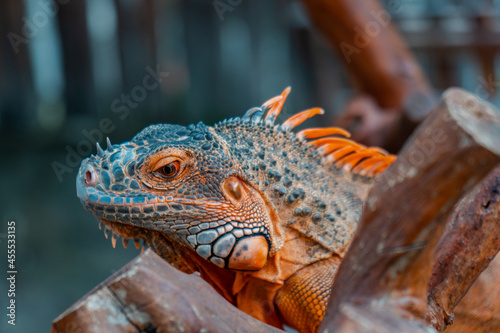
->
[259, 88, 396, 177]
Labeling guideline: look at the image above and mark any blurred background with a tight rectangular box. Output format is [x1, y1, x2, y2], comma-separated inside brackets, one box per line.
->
[1, 0, 500, 331]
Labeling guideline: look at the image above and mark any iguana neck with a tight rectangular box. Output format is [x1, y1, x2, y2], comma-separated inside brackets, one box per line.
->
[215, 119, 373, 254]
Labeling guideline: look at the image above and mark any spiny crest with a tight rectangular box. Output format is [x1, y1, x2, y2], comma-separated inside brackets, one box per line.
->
[230, 87, 396, 177]
[132, 122, 210, 142]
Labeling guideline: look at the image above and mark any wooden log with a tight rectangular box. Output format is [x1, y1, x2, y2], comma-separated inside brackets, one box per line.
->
[444, 253, 500, 333]
[300, 0, 432, 112]
[430, 166, 500, 331]
[52, 249, 282, 333]
[319, 88, 500, 332]
[300, 0, 435, 152]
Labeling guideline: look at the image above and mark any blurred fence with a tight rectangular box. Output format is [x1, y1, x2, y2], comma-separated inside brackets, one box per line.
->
[386, 0, 500, 100]
[1, 0, 500, 148]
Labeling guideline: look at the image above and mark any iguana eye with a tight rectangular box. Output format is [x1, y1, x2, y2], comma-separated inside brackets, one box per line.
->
[156, 161, 180, 179]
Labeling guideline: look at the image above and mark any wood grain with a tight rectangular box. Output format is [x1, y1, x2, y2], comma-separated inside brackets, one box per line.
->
[320, 88, 500, 332]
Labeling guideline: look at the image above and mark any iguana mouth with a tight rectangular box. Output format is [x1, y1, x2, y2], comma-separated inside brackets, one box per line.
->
[96, 218, 202, 276]
[95, 210, 273, 269]
[97, 218, 152, 251]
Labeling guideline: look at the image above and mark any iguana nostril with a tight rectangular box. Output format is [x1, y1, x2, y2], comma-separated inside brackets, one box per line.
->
[85, 168, 97, 186]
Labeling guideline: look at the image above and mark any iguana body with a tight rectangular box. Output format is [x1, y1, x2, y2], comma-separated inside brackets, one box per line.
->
[76, 88, 395, 333]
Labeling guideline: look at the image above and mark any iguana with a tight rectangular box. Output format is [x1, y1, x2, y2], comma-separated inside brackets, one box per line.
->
[76, 87, 395, 333]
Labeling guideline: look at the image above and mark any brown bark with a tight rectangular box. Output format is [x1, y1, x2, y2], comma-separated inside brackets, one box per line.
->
[445, 254, 500, 333]
[51, 249, 282, 333]
[319, 88, 500, 332]
[430, 166, 500, 331]
[301, 0, 436, 152]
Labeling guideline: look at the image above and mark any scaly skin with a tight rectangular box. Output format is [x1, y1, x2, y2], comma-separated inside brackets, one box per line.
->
[76, 88, 395, 333]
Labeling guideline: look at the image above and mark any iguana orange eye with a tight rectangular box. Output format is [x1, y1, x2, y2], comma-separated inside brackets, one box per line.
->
[156, 161, 180, 179]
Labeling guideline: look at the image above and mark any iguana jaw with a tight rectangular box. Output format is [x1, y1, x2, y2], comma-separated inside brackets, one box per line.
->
[94, 212, 273, 270]
[94, 218, 207, 276]
[96, 218, 150, 250]
[96, 217, 270, 275]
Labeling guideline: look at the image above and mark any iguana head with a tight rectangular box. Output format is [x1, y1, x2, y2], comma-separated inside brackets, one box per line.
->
[76, 121, 282, 271]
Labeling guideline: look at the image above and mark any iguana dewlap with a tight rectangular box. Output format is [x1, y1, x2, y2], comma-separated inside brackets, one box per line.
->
[76, 87, 395, 333]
